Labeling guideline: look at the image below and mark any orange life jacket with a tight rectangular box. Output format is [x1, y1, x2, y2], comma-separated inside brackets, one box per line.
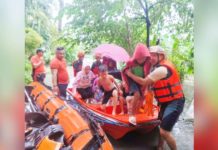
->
[152, 60, 184, 103]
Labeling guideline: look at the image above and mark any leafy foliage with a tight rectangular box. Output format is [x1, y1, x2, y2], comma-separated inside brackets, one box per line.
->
[25, 0, 194, 83]
[168, 35, 194, 81]
[25, 56, 33, 84]
[25, 28, 43, 55]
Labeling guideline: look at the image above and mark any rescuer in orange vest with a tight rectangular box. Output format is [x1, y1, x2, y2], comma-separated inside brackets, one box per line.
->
[125, 46, 185, 150]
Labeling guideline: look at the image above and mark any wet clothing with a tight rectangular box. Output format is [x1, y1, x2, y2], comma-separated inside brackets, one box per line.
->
[101, 87, 116, 104]
[50, 58, 69, 84]
[158, 97, 185, 131]
[131, 65, 144, 78]
[77, 86, 94, 99]
[72, 59, 83, 77]
[91, 60, 102, 75]
[30, 55, 46, 81]
[122, 43, 151, 94]
[125, 64, 145, 96]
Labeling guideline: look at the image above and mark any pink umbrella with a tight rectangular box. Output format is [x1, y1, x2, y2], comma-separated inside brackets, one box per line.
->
[93, 44, 130, 62]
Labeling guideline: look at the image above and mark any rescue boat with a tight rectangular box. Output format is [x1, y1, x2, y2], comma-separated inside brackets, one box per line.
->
[25, 82, 113, 150]
[67, 88, 161, 140]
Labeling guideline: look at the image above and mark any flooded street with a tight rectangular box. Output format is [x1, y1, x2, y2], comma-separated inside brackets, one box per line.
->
[44, 61, 194, 150]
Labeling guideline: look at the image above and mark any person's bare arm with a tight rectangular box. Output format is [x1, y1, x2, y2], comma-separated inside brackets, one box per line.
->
[97, 78, 101, 87]
[125, 69, 154, 87]
[113, 78, 119, 89]
[51, 69, 58, 86]
[110, 76, 120, 92]
[51, 69, 59, 95]
[32, 60, 42, 69]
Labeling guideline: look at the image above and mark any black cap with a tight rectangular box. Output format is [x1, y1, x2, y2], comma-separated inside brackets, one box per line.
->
[36, 48, 45, 53]
[56, 46, 64, 51]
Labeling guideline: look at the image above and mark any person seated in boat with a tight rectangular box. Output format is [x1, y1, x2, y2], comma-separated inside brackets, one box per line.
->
[92, 77, 104, 104]
[122, 43, 151, 125]
[102, 56, 122, 80]
[117, 83, 126, 115]
[102, 56, 118, 72]
[91, 53, 102, 76]
[98, 65, 124, 115]
[73, 65, 96, 102]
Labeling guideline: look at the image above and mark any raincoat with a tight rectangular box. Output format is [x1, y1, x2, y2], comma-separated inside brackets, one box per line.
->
[122, 43, 151, 93]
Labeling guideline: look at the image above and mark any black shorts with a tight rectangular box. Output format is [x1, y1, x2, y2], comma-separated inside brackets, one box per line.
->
[77, 86, 94, 99]
[102, 87, 116, 104]
[158, 97, 185, 131]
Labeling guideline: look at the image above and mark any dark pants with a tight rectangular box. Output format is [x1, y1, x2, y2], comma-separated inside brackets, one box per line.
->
[32, 73, 46, 82]
[36, 73, 46, 83]
[58, 84, 68, 98]
[108, 70, 122, 80]
[127, 76, 142, 96]
[76, 86, 94, 99]
[158, 97, 185, 131]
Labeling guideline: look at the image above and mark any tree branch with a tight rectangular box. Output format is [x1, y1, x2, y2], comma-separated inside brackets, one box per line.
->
[133, 12, 145, 17]
[137, 0, 146, 16]
[137, 0, 151, 47]
[149, 0, 172, 10]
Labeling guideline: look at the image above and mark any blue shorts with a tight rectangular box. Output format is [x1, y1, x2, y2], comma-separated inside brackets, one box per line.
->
[158, 98, 185, 131]
[127, 77, 142, 96]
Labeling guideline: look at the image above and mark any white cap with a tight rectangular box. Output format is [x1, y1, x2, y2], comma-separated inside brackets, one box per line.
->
[149, 46, 166, 57]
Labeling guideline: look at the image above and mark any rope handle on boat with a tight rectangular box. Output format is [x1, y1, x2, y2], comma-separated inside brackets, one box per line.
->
[33, 90, 46, 102]
[49, 105, 68, 123]
[67, 129, 91, 144]
[42, 96, 56, 110]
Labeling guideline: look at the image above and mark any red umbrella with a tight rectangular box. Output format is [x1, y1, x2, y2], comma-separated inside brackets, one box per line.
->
[93, 44, 130, 62]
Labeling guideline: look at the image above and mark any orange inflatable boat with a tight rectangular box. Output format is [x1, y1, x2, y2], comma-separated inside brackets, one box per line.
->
[25, 82, 113, 150]
[67, 88, 161, 140]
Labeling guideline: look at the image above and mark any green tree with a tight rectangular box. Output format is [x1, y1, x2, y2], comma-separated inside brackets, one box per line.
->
[25, 28, 43, 55]
[25, 0, 194, 82]
[25, 27, 44, 84]
[25, 56, 33, 84]
[26, 0, 60, 49]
